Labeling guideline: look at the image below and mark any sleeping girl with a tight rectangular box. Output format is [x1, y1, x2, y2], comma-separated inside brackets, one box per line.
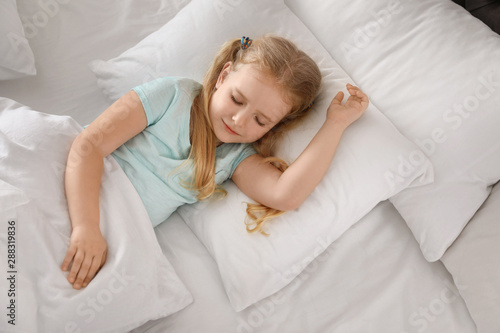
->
[60, 35, 369, 289]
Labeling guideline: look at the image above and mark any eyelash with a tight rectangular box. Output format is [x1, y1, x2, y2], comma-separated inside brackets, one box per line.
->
[231, 95, 243, 105]
[254, 116, 265, 127]
[231, 95, 266, 127]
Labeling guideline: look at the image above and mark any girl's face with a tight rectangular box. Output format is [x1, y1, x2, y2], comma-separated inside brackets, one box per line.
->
[209, 62, 292, 145]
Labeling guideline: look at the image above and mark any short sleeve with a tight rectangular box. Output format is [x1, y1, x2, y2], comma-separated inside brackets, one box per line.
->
[228, 144, 257, 178]
[132, 77, 178, 126]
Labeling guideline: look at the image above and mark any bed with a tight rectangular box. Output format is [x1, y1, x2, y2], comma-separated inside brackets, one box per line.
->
[0, 0, 499, 332]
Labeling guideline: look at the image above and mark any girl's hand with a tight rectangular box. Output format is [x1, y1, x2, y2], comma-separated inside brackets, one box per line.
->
[61, 225, 108, 289]
[327, 83, 369, 129]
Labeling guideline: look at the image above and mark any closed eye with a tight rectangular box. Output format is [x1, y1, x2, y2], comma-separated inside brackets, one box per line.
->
[254, 115, 265, 127]
[231, 95, 266, 126]
[231, 95, 243, 105]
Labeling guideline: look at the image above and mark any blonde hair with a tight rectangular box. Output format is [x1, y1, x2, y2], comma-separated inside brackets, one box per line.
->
[187, 34, 322, 234]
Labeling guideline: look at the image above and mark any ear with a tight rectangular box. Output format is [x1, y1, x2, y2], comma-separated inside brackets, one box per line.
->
[215, 62, 232, 89]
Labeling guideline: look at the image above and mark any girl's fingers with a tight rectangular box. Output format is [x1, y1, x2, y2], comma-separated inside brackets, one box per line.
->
[73, 256, 93, 289]
[82, 255, 103, 288]
[347, 84, 369, 103]
[355, 90, 368, 100]
[358, 91, 369, 104]
[348, 88, 360, 98]
[61, 245, 76, 271]
[330, 91, 344, 106]
[101, 248, 107, 266]
[347, 83, 362, 93]
[67, 250, 84, 285]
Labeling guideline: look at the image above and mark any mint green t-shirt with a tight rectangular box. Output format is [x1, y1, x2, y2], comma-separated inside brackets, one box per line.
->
[111, 77, 256, 227]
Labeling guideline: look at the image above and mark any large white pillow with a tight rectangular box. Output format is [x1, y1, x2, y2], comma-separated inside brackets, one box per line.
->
[441, 180, 500, 332]
[89, 0, 433, 312]
[0, 97, 192, 332]
[0, 0, 36, 80]
[285, 0, 500, 262]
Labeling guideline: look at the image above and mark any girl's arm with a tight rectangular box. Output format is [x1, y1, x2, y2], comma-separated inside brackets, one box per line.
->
[232, 84, 369, 211]
[61, 91, 147, 289]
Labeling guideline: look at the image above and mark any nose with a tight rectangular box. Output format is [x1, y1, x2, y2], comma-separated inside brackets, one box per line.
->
[232, 109, 249, 128]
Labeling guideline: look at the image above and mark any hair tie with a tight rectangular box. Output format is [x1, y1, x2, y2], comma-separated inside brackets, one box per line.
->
[241, 36, 253, 50]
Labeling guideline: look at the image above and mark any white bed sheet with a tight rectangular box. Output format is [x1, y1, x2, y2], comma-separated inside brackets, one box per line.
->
[0, 0, 478, 332]
[134, 201, 475, 333]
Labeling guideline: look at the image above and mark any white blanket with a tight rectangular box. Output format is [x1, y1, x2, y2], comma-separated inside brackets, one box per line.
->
[0, 98, 192, 333]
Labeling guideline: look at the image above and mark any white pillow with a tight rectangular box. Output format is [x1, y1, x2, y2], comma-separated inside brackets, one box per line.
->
[285, 0, 500, 262]
[0, 97, 192, 332]
[441, 180, 500, 332]
[0, 0, 36, 80]
[90, 0, 433, 312]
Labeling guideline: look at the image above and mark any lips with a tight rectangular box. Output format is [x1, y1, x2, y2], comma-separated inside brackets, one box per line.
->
[223, 121, 239, 136]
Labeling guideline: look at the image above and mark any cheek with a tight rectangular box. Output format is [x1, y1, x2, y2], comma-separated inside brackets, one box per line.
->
[211, 91, 231, 116]
[208, 96, 221, 123]
[248, 126, 271, 142]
